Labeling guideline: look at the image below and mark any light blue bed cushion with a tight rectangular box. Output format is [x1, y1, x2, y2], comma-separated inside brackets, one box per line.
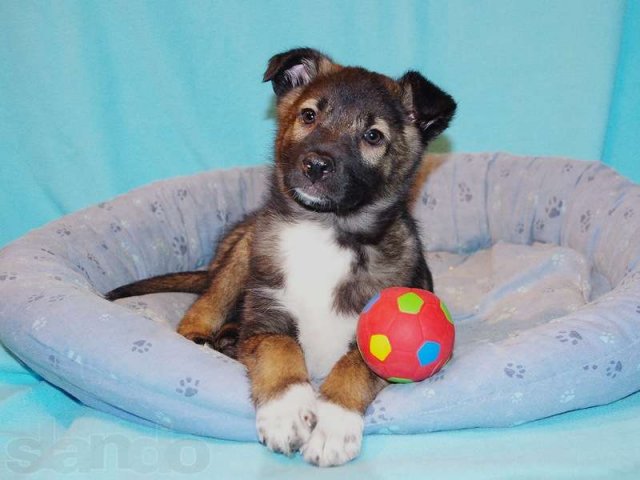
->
[1, 152, 639, 442]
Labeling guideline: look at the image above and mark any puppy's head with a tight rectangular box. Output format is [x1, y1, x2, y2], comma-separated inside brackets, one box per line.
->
[264, 48, 456, 214]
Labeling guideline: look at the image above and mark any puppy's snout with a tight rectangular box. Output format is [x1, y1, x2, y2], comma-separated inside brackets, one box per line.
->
[301, 154, 335, 184]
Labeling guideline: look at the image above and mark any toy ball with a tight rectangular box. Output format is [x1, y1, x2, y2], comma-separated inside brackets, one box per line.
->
[356, 287, 455, 383]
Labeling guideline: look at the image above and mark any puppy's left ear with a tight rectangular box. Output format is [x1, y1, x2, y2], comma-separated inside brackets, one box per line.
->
[399, 71, 457, 144]
[263, 48, 339, 98]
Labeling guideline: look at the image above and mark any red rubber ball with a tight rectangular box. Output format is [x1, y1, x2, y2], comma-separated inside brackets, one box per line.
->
[356, 287, 455, 383]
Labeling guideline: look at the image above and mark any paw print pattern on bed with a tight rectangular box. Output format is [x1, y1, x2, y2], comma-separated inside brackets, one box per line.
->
[556, 330, 583, 345]
[365, 399, 393, 425]
[0, 272, 18, 281]
[176, 377, 200, 397]
[504, 363, 526, 379]
[131, 340, 152, 353]
[545, 197, 564, 219]
[2, 154, 640, 442]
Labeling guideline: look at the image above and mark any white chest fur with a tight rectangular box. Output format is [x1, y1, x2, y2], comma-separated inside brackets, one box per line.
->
[276, 220, 358, 379]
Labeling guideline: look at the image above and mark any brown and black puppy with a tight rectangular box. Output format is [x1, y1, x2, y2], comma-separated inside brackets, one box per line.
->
[107, 48, 456, 467]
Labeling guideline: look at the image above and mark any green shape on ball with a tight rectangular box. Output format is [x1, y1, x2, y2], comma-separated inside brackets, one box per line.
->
[387, 377, 414, 384]
[397, 292, 424, 314]
[440, 301, 454, 324]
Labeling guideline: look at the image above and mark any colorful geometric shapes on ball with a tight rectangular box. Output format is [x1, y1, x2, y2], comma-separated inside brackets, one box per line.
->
[369, 334, 392, 361]
[362, 293, 381, 314]
[356, 287, 455, 383]
[440, 301, 454, 324]
[387, 377, 413, 384]
[417, 341, 441, 366]
[397, 292, 424, 314]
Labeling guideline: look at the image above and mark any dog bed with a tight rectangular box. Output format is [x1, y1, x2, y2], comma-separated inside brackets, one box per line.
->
[1, 152, 639, 442]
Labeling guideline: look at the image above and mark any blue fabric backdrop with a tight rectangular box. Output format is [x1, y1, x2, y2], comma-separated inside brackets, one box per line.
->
[0, 0, 635, 248]
[603, 0, 640, 181]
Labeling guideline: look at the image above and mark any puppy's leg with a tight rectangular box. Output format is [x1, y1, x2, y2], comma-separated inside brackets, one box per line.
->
[302, 348, 387, 467]
[238, 334, 318, 455]
[176, 217, 254, 344]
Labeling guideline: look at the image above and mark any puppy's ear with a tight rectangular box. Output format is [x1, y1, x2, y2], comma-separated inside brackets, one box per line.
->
[263, 48, 337, 97]
[399, 71, 457, 144]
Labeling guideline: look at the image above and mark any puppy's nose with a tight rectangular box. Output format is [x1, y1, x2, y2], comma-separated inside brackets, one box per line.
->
[301, 154, 335, 184]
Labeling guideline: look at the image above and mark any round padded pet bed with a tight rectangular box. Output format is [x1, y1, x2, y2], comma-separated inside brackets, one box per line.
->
[1, 152, 639, 441]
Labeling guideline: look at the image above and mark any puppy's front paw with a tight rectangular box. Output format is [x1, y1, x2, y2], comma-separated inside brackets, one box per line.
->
[256, 383, 318, 456]
[301, 399, 364, 467]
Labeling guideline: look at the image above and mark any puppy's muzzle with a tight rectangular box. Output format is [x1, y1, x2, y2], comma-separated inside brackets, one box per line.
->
[301, 153, 335, 184]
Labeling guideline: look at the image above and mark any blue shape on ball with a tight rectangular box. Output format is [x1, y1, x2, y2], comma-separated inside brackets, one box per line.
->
[417, 341, 441, 366]
[362, 293, 381, 314]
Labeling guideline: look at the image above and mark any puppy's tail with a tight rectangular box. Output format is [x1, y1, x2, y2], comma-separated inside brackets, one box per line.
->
[105, 271, 210, 300]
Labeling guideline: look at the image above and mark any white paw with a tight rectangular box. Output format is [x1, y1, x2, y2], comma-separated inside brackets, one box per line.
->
[301, 399, 364, 467]
[256, 383, 318, 456]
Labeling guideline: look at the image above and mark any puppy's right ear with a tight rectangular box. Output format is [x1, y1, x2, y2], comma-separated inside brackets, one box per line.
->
[399, 71, 457, 144]
[263, 48, 337, 97]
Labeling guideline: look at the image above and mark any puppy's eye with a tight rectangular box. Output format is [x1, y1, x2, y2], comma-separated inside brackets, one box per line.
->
[363, 129, 383, 146]
[300, 108, 316, 125]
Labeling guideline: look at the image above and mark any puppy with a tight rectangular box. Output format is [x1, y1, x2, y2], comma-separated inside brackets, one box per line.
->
[107, 47, 456, 467]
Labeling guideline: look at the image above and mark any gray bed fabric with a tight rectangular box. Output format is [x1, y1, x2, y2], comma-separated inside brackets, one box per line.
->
[1, 152, 638, 441]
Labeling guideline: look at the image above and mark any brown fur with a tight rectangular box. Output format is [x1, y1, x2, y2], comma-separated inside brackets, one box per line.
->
[104, 271, 210, 299]
[238, 334, 310, 405]
[319, 348, 387, 413]
[176, 215, 255, 348]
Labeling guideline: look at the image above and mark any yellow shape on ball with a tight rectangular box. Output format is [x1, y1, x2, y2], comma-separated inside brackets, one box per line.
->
[370, 334, 392, 361]
[397, 292, 424, 314]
